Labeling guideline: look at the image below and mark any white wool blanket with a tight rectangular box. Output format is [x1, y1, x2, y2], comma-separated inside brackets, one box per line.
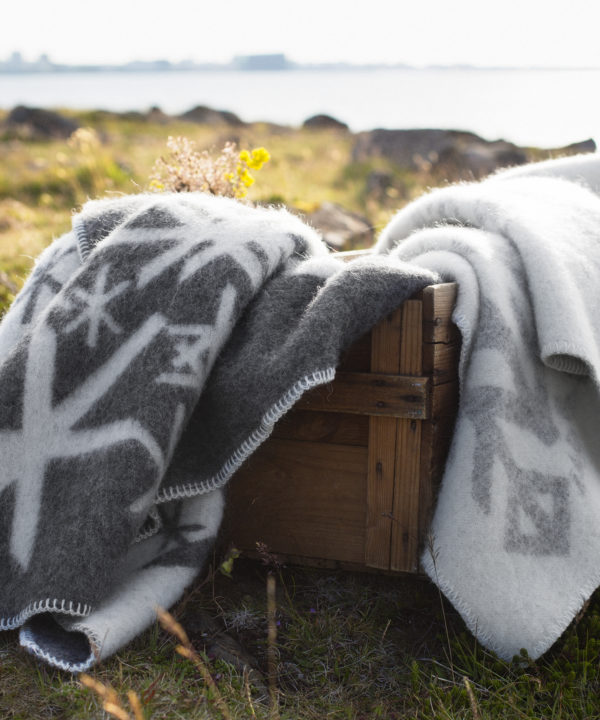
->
[376, 153, 600, 659]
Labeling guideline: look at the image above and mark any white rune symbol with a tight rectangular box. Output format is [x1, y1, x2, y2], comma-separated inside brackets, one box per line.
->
[0, 314, 170, 571]
[156, 284, 237, 387]
[136, 233, 295, 290]
[63, 264, 130, 347]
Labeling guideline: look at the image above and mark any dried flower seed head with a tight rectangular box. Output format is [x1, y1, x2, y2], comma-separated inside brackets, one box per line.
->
[149, 137, 269, 201]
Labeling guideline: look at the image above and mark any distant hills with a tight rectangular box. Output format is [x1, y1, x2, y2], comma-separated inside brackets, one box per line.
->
[1, 52, 595, 74]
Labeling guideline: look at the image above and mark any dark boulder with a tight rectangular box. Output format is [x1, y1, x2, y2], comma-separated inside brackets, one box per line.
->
[554, 138, 596, 155]
[353, 128, 596, 180]
[178, 105, 244, 126]
[353, 128, 528, 178]
[5, 105, 79, 139]
[145, 106, 171, 124]
[302, 114, 349, 131]
[304, 202, 373, 250]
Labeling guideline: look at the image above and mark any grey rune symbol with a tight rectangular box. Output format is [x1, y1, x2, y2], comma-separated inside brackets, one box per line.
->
[156, 284, 237, 388]
[62, 264, 130, 347]
[14, 243, 78, 325]
[504, 468, 570, 555]
[0, 314, 170, 571]
[136, 232, 295, 290]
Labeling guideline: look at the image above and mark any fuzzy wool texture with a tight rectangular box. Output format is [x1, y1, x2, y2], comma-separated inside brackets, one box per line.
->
[377, 152, 600, 660]
[0, 191, 437, 671]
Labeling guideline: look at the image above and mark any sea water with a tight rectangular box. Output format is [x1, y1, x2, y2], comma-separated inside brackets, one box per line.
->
[1, 68, 598, 148]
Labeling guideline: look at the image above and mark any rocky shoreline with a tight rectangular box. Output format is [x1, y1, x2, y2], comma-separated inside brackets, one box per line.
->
[2, 104, 596, 251]
[3, 105, 595, 176]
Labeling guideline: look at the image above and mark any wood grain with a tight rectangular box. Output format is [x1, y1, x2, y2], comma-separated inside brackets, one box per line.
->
[390, 299, 424, 572]
[272, 409, 369, 446]
[226, 439, 368, 564]
[295, 371, 430, 419]
[422, 283, 459, 343]
[364, 307, 403, 569]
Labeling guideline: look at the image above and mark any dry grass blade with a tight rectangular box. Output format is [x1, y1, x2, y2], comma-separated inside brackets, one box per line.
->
[80, 674, 132, 719]
[156, 605, 190, 646]
[79, 673, 107, 698]
[243, 667, 257, 718]
[267, 573, 280, 719]
[157, 606, 233, 720]
[103, 701, 131, 720]
[127, 689, 145, 720]
[463, 676, 481, 720]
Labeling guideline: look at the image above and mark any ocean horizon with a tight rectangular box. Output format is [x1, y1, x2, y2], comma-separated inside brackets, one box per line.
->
[1, 68, 599, 149]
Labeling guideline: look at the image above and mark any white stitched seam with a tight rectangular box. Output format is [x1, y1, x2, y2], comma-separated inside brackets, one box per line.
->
[0, 598, 91, 631]
[154, 367, 336, 504]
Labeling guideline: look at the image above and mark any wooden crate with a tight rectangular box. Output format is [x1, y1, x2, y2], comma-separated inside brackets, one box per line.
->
[223, 281, 460, 573]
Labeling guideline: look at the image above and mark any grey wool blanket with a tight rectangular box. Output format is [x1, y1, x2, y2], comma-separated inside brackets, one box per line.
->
[0, 192, 437, 671]
[376, 152, 600, 660]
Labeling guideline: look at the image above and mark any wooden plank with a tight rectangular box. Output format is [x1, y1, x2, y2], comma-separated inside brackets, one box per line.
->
[431, 378, 459, 420]
[296, 371, 430, 419]
[225, 439, 368, 564]
[364, 307, 404, 569]
[365, 416, 397, 568]
[338, 331, 371, 372]
[422, 283, 460, 343]
[391, 418, 422, 572]
[371, 307, 403, 368]
[399, 300, 423, 374]
[391, 299, 424, 572]
[272, 409, 369, 446]
[422, 340, 461, 385]
[417, 377, 460, 565]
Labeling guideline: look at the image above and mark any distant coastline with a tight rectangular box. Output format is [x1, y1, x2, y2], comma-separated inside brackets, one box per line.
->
[1, 52, 598, 75]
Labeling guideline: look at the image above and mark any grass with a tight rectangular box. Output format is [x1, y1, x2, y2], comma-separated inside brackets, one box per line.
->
[0, 108, 452, 313]
[3, 558, 600, 719]
[0, 110, 597, 718]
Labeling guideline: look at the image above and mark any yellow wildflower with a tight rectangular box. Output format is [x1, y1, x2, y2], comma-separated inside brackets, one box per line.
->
[149, 179, 165, 192]
[246, 147, 270, 170]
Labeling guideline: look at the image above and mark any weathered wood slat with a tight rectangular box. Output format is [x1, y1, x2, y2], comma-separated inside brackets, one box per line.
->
[364, 307, 403, 569]
[422, 283, 459, 343]
[391, 418, 422, 572]
[225, 439, 368, 564]
[272, 409, 369, 446]
[422, 341, 461, 384]
[296, 371, 430, 419]
[391, 299, 424, 572]
[399, 300, 423, 375]
[431, 378, 459, 420]
[338, 331, 371, 372]
[365, 417, 397, 569]
[222, 281, 461, 576]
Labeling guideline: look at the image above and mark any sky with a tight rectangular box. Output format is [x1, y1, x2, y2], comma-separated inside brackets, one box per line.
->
[4, 0, 600, 69]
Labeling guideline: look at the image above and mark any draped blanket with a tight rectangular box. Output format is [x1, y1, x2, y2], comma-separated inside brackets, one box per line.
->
[376, 152, 600, 660]
[0, 192, 436, 671]
[3, 153, 600, 670]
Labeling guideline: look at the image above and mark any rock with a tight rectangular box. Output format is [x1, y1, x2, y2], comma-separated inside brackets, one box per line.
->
[554, 138, 596, 155]
[179, 105, 244, 126]
[305, 202, 373, 250]
[352, 128, 528, 178]
[185, 610, 267, 697]
[302, 114, 349, 131]
[145, 105, 170, 124]
[353, 128, 596, 180]
[366, 170, 394, 197]
[5, 105, 79, 139]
